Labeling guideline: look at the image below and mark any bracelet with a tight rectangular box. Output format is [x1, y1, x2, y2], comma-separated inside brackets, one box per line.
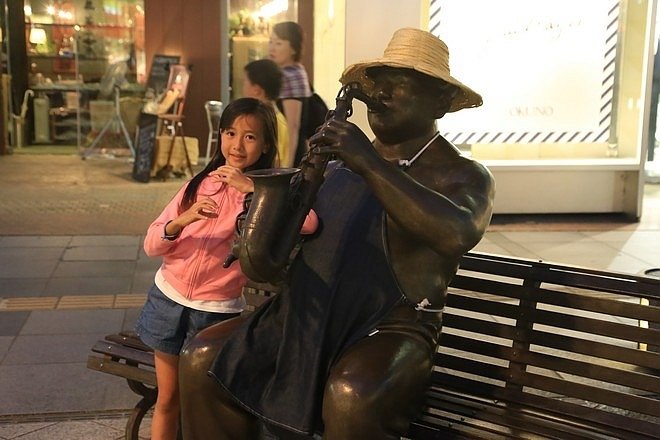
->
[161, 220, 181, 241]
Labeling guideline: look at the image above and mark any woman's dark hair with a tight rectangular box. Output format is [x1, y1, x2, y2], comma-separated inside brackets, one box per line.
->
[244, 59, 283, 101]
[180, 97, 278, 212]
[273, 21, 304, 62]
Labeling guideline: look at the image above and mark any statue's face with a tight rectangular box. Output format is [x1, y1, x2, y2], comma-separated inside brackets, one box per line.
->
[366, 67, 451, 144]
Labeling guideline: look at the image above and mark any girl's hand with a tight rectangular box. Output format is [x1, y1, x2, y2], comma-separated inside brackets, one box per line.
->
[210, 165, 255, 193]
[168, 197, 219, 234]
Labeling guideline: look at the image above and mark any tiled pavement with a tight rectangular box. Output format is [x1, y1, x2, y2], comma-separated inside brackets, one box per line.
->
[0, 152, 659, 439]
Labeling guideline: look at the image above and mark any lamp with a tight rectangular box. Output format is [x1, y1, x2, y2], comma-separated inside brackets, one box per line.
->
[29, 27, 47, 45]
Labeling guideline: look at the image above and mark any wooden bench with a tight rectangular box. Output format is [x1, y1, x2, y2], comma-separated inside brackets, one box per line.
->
[88, 253, 660, 439]
[86, 282, 275, 440]
[406, 252, 660, 439]
[88, 331, 156, 440]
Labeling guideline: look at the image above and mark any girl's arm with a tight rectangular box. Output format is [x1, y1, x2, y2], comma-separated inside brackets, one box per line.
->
[144, 184, 220, 257]
[144, 185, 187, 257]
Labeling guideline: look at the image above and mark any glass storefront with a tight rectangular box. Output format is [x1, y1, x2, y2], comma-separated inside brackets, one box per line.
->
[428, 0, 656, 216]
[25, 0, 145, 84]
[227, 0, 297, 101]
[18, 1, 145, 148]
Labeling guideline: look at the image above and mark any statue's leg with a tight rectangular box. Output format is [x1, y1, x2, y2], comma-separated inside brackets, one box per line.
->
[179, 316, 261, 440]
[322, 326, 436, 440]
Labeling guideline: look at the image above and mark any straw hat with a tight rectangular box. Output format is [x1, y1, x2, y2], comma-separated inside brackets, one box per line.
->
[340, 28, 482, 112]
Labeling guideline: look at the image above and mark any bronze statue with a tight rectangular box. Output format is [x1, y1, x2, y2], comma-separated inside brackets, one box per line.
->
[179, 28, 495, 439]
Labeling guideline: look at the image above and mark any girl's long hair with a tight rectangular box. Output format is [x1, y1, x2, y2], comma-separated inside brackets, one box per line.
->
[179, 97, 278, 212]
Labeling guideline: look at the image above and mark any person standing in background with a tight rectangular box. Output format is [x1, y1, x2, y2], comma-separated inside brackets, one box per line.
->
[269, 21, 312, 167]
[242, 59, 290, 167]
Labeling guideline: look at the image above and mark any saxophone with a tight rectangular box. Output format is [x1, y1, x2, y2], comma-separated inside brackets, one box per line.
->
[224, 82, 384, 283]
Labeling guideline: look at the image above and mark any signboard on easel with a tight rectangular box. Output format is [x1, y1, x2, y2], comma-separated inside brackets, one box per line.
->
[132, 112, 159, 183]
[146, 54, 181, 95]
[132, 55, 182, 182]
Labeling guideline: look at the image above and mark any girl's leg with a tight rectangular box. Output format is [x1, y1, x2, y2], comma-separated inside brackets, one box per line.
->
[152, 350, 181, 440]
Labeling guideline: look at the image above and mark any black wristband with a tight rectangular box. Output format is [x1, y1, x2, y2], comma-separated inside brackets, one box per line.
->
[162, 220, 181, 241]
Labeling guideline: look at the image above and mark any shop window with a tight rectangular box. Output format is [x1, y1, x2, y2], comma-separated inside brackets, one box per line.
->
[24, 0, 145, 147]
[228, 0, 297, 100]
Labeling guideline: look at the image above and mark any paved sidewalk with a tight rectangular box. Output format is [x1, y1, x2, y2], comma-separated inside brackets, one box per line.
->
[0, 154, 187, 439]
[0, 154, 184, 235]
[0, 153, 658, 439]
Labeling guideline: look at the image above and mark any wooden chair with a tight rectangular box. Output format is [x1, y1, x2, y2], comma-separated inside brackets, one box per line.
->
[203, 100, 223, 165]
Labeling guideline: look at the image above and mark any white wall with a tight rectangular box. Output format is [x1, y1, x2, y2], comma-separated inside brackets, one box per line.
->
[314, 0, 427, 136]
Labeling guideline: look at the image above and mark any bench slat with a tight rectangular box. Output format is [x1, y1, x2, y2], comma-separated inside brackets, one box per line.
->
[443, 314, 518, 341]
[510, 369, 660, 418]
[497, 387, 660, 439]
[438, 333, 513, 361]
[459, 253, 660, 299]
[529, 329, 659, 371]
[106, 332, 153, 352]
[437, 335, 660, 396]
[450, 276, 526, 301]
[436, 353, 509, 384]
[533, 309, 660, 347]
[418, 390, 626, 440]
[446, 293, 520, 320]
[87, 355, 156, 387]
[430, 370, 504, 401]
[536, 288, 660, 323]
[426, 375, 659, 440]
[421, 387, 655, 440]
[90, 340, 155, 367]
[520, 349, 660, 394]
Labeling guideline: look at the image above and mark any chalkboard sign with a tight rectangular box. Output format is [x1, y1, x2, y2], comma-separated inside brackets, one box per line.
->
[132, 112, 159, 183]
[146, 54, 181, 95]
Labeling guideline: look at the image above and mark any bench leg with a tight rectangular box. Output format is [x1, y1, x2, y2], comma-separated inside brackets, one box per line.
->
[126, 379, 157, 440]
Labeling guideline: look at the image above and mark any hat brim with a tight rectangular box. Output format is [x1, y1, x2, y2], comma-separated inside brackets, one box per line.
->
[340, 60, 483, 113]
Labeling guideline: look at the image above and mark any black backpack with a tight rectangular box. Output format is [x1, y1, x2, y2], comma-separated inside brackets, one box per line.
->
[303, 90, 330, 139]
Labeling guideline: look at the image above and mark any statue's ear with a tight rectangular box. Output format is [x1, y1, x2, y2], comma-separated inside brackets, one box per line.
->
[435, 85, 458, 119]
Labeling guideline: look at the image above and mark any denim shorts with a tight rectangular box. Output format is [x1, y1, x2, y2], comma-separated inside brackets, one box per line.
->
[136, 284, 241, 355]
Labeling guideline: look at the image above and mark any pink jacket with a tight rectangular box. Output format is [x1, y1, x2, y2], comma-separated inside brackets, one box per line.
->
[144, 177, 318, 302]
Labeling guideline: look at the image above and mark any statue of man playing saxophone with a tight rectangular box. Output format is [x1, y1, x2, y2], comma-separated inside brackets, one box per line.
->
[178, 28, 495, 440]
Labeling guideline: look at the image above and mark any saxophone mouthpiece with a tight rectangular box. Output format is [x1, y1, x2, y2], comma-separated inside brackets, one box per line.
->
[367, 99, 386, 114]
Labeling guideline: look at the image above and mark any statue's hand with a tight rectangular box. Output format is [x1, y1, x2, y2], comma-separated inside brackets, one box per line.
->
[308, 119, 376, 174]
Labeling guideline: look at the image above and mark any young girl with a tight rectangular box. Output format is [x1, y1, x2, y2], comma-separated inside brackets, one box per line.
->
[136, 97, 318, 440]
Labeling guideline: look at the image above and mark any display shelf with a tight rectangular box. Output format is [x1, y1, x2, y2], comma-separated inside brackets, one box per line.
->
[27, 20, 135, 82]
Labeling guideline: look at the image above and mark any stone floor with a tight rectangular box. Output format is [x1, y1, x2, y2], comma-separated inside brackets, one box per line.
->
[0, 151, 658, 439]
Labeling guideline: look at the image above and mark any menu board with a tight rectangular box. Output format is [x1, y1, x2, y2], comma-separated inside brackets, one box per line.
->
[146, 54, 181, 95]
[131, 113, 159, 183]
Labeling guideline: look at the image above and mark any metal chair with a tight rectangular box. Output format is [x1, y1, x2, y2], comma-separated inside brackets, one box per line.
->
[204, 100, 223, 165]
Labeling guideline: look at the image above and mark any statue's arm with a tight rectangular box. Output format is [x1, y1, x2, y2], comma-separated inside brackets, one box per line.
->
[362, 157, 495, 258]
